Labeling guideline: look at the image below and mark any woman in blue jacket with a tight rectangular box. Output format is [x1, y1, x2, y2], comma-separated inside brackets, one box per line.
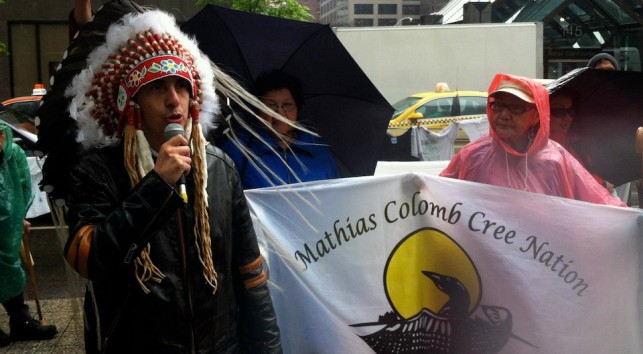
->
[223, 70, 339, 189]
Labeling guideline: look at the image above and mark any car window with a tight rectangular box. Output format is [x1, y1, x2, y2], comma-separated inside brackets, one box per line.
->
[0, 110, 22, 126]
[0, 109, 37, 134]
[391, 97, 421, 119]
[459, 96, 487, 115]
[5, 101, 39, 117]
[419, 97, 453, 118]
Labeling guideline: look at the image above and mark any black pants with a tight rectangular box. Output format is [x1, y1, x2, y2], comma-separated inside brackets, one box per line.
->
[2, 292, 30, 323]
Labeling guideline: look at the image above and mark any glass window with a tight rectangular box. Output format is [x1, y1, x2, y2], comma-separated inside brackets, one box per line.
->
[3, 101, 40, 117]
[378, 18, 398, 26]
[391, 96, 421, 119]
[378, 4, 397, 15]
[418, 98, 454, 118]
[594, 0, 636, 26]
[458, 97, 487, 116]
[354, 18, 374, 26]
[402, 5, 420, 15]
[354, 4, 373, 14]
[517, 0, 639, 49]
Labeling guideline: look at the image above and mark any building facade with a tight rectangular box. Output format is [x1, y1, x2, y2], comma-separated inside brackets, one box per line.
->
[319, 0, 642, 78]
[319, 0, 449, 27]
[0, 0, 202, 100]
[1, 0, 641, 100]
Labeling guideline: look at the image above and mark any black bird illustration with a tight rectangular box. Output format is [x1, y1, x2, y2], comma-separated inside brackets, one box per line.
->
[353, 270, 516, 354]
[422, 270, 470, 318]
[423, 270, 472, 353]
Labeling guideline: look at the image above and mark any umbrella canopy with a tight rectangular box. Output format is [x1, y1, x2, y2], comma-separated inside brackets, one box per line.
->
[547, 67, 643, 186]
[181, 5, 393, 176]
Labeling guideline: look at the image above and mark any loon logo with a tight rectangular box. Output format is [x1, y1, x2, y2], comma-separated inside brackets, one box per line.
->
[351, 228, 537, 353]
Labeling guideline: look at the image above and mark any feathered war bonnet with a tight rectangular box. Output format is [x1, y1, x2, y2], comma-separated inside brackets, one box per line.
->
[66, 9, 220, 294]
[67, 10, 218, 148]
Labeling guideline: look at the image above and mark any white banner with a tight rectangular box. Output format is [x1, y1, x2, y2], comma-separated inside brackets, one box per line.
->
[246, 173, 643, 354]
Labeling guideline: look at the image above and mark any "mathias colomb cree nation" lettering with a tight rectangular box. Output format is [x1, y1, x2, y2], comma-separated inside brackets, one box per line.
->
[293, 190, 589, 297]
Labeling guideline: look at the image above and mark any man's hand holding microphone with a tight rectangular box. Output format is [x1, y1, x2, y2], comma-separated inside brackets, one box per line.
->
[155, 123, 190, 203]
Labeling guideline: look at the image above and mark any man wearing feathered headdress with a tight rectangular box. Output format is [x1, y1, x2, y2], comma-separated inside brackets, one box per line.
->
[55, 7, 281, 353]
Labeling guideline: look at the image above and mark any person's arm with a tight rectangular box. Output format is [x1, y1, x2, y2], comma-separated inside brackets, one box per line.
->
[64, 149, 184, 281]
[229, 160, 282, 352]
[69, 0, 93, 41]
[73, 0, 93, 26]
[15, 146, 34, 214]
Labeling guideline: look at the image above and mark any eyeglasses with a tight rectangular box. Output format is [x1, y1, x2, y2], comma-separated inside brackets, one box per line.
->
[490, 102, 535, 115]
[265, 103, 296, 112]
[550, 107, 575, 118]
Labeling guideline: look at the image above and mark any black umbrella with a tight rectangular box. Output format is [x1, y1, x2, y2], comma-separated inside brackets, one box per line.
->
[181, 5, 393, 176]
[547, 67, 643, 186]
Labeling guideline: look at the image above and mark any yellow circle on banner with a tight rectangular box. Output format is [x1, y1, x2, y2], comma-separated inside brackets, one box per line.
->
[384, 228, 481, 319]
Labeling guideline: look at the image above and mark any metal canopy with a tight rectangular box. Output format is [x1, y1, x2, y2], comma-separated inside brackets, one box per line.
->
[510, 0, 642, 47]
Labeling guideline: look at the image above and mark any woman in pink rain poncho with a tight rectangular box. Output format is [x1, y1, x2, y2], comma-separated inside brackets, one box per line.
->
[440, 73, 624, 207]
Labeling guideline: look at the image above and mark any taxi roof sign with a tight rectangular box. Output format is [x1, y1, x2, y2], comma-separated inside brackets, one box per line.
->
[32, 83, 47, 96]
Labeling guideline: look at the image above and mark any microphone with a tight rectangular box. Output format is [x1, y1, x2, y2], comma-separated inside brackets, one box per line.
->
[163, 123, 188, 204]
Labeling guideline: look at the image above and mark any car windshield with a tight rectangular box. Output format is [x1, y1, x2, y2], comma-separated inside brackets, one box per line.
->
[391, 97, 421, 119]
[6, 100, 40, 117]
[0, 106, 37, 134]
[0, 108, 32, 125]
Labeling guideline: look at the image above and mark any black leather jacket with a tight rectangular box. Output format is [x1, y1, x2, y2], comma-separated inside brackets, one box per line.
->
[65, 143, 282, 353]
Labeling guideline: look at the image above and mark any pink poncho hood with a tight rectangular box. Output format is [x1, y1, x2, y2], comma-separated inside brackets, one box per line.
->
[487, 74, 550, 157]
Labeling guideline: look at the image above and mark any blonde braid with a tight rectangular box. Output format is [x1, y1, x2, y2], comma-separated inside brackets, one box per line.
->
[191, 122, 218, 293]
[123, 103, 165, 294]
[123, 106, 139, 187]
[133, 246, 165, 294]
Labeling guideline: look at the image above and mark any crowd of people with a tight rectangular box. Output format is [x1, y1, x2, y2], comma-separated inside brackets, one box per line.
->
[0, 0, 639, 351]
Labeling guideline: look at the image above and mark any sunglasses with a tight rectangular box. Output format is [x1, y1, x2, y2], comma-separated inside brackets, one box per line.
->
[550, 108, 575, 118]
[489, 102, 535, 115]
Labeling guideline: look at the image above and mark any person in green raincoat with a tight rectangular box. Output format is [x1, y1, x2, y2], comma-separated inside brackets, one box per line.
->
[0, 122, 57, 346]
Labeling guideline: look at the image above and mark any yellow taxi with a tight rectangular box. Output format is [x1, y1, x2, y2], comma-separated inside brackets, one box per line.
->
[2, 83, 47, 133]
[387, 84, 488, 138]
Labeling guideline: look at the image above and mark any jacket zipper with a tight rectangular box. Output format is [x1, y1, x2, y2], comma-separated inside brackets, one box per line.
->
[177, 210, 197, 353]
